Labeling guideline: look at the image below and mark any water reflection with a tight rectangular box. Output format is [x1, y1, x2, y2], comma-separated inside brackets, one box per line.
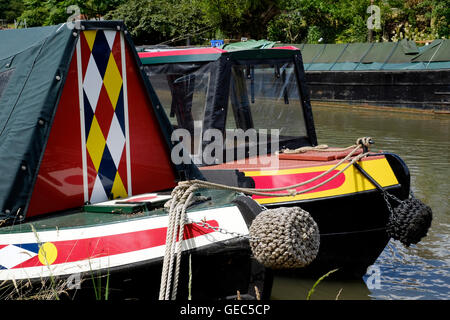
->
[271, 274, 371, 300]
[271, 104, 449, 300]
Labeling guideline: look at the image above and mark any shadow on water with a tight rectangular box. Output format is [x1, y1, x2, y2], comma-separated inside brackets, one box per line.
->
[271, 104, 449, 300]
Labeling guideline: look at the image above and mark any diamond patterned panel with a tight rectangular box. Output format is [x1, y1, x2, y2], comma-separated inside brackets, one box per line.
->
[80, 30, 128, 202]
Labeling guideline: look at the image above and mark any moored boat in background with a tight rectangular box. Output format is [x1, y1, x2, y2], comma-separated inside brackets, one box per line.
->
[139, 45, 432, 277]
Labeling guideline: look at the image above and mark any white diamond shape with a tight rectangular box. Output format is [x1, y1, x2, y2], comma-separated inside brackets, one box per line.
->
[0, 245, 37, 269]
[90, 175, 108, 204]
[83, 54, 103, 113]
[104, 30, 117, 50]
[106, 113, 126, 167]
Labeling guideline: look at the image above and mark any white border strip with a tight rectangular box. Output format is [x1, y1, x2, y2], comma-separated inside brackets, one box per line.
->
[76, 37, 89, 203]
[120, 32, 132, 196]
[0, 206, 249, 280]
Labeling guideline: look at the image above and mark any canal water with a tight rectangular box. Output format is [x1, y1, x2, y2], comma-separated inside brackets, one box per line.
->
[270, 104, 449, 300]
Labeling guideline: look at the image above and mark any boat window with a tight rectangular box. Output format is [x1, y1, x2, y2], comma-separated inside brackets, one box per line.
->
[225, 62, 308, 149]
[0, 69, 14, 102]
[145, 63, 214, 158]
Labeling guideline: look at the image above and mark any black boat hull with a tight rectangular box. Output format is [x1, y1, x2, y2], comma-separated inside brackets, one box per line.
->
[201, 153, 410, 279]
[305, 69, 450, 112]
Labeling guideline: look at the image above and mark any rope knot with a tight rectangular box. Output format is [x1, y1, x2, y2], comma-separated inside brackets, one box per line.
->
[356, 137, 373, 148]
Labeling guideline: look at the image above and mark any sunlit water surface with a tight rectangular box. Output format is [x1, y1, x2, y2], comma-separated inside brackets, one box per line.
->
[270, 105, 449, 300]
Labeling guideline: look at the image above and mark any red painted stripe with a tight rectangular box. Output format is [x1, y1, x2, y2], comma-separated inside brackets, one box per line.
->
[111, 32, 122, 76]
[271, 46, 299, 50]
[125, 195, 157, 202]
[251, 170, 345, 199]
[13, 220, 219, 269]
[138, 48, 226, 58]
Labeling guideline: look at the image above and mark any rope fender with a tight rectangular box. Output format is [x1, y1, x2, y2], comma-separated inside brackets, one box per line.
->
[158, 137, 373, 299]
[249, 206, 320, 269]
[386, 196, 433, 247]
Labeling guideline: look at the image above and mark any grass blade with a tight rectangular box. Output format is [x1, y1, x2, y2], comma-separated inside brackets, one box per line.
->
[306, 268, 339, 300]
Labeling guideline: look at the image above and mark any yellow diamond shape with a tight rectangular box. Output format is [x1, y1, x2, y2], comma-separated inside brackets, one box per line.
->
[86, 116, 106, 172]
[111, 171, 128, 199]
[103, 52, 123, 109]
[83, 30, 97, 51]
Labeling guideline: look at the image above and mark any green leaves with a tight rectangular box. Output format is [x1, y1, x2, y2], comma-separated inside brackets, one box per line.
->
[5, 0, 449, 44]
[105, 0, 211, 45]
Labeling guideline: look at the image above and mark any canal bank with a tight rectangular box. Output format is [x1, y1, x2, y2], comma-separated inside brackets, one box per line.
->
[271, 104, 449, 300]
[311, 101, 450, 115]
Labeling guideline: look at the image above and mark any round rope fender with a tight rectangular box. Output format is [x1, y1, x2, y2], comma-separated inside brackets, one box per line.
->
[249, 206, 320, 269]
[387, 197, 433, 247]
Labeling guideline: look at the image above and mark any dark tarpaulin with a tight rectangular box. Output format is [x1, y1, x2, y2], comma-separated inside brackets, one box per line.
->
[0, 21, 202, 223]
[0, 24, 76, 222]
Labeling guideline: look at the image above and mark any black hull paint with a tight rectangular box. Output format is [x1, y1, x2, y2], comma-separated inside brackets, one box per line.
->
[77, 238, 271, 300]
[0, 196, 272, 301]
[305, 69, 450, 111]
[201, 154, 411, 279]
[272, 154, 410, 278]
[269, 187, 395, 278]
[0, 237, 272, 301]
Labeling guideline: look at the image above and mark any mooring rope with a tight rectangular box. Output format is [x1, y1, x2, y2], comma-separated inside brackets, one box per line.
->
[159, 185, 198, 300]
[173, 149, 368, 197]
[159, 137, 372, 300]
[279, 137, 372, 154]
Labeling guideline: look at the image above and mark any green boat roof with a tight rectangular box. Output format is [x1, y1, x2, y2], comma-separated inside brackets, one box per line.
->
[139, 39, 450, 70]
[278, 39, 450, 70]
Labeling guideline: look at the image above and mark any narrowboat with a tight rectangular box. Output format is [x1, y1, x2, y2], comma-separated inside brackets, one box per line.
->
[287, 40, 450, 112]
[139, 45, 432, 277]
[0, 22, 273, 300]
[217, 39, 450, 112]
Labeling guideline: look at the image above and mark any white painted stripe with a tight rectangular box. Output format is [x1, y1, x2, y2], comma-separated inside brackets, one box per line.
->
[0, 245, 38, 269]
[0, 206, 247, 244]
[0, 230, 237, 280]
[0, 206, 249, 281]
[120, 32, 132, 196]
[76, 38, 89, 203]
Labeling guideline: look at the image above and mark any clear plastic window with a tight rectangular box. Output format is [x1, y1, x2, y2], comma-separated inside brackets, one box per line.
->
[226, 62, 307, 144]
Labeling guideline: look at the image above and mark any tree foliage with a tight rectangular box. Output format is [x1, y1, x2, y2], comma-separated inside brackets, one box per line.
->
[104, 0, 210, 45]
[0, 0, 24, 23]
[1, 0, 448, 44]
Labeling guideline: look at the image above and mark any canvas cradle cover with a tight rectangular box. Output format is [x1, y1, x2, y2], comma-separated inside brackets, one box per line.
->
[0, 21, 201, 224]
[279, 39, 450, 71]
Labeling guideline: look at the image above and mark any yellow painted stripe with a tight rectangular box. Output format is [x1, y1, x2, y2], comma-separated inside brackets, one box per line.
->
[245, 157, 398, 204]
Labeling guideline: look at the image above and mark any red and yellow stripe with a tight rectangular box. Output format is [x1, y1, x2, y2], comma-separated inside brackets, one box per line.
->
[245, 156, 398, 204]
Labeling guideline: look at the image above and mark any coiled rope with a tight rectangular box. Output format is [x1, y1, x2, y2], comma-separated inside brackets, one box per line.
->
[159, 137, 372, 300]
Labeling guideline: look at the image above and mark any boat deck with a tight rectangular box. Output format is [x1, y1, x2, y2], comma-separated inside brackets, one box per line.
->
[200, 149, 376, 171]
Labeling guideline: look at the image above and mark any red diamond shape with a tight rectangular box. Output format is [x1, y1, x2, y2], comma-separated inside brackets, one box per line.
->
[95, 85, 115, 139]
